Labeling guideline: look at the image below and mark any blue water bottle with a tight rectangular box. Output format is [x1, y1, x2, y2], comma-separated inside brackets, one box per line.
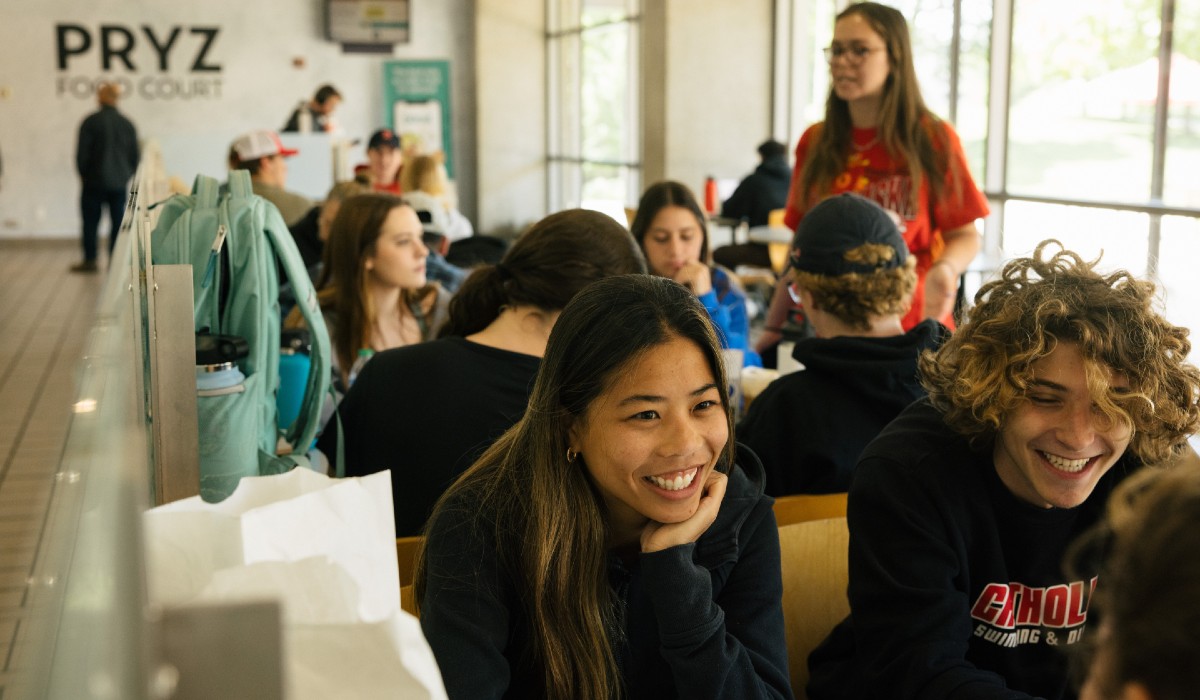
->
[277, 329, 312, 430]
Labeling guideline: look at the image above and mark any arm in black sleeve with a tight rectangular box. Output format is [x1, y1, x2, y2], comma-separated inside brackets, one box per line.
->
[641, 498, 793, 699]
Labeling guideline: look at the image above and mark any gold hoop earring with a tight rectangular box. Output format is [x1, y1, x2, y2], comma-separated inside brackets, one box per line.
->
[566, 448, 578, 464]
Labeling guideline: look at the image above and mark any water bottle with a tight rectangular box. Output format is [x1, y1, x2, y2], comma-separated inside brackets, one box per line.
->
[348, 348, 375, 387]
[277, 329, 311, 429]
[195, 332, 249, 396]
[196, 361, 246, 396]
[704, 176, 718, 214]
[297, 100, 313, 133]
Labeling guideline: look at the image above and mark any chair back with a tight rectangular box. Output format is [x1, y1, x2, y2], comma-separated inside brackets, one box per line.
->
[396, 535, 423, 588]
[778, 516, 850, 699]
[772, 492, 848, 526]
[400, 584, 418, 617]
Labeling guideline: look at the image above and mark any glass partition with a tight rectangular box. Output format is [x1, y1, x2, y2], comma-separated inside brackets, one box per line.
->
[8, 146, 168, 700]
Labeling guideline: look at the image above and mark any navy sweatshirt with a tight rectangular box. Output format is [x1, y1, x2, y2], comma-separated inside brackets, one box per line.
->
[419, 447, 793, 699]
[737, 319, 946, 495]
[807, 399, 1137, 700]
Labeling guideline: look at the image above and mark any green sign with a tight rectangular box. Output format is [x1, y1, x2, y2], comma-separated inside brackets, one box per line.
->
[383, 60, 453, 177]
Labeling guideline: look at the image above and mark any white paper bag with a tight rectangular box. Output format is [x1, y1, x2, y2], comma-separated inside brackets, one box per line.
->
[143, 469, 447, 699]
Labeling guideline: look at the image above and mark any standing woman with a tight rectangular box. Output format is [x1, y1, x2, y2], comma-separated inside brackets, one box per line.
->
[305, 193, 448, 389]
[631, 180, 761, 366]
[757, 2, 989, 353]
[416, 274, 791, 699]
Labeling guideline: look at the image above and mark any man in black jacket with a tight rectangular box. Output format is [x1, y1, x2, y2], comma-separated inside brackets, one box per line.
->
[737, 193, 942, 495]
[72, 82, 138, 272]
[806, 240, 1200, 700]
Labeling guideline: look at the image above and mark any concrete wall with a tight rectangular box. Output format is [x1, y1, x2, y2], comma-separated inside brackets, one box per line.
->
[473, 0, 546, 235]
[0, 0, 475, 239]
[643, 0, 777, 196]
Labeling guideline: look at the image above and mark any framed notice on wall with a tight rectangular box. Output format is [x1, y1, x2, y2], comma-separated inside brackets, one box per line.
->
[383, 60, 454, 177]
[327, 0, 410, 44]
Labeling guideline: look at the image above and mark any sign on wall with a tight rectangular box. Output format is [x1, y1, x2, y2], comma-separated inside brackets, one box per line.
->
[382, 60, 453, 177]
[54, 23, 225, 101]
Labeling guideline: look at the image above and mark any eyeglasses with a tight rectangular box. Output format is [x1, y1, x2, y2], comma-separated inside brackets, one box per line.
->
[823, 44, 884, 65]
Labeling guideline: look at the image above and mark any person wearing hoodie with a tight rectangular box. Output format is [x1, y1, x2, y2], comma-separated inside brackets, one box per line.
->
[713, 139, 792, 271]
[737, 193, 943, 495]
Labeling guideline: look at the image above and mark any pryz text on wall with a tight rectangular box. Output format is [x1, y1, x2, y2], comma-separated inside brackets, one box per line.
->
[55, 24, 224, 101]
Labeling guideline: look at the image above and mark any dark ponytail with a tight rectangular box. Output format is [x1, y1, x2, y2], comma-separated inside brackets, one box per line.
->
[438, 209, 647, 338]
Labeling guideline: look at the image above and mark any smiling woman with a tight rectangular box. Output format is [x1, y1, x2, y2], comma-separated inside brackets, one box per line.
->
[415, 274, 791, 700]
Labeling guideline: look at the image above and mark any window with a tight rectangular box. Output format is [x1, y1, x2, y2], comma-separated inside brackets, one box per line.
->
[547, 0, 641, 222]
[780, 0, 1200, 327]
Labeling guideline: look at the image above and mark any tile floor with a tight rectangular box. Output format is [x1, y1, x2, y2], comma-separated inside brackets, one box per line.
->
[0, 240, 105, 698]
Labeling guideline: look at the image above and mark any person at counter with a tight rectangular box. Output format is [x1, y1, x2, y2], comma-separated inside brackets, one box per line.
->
[416, 274, 791, 699]
[806, 240, 1200, 700]
[737, 193, 943, 496]
[630, 180, 761, 367]
[282, 83, 342, 133]
[228, 129, 315, 227]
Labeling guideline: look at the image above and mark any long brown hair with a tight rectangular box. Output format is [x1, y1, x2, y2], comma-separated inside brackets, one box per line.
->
[629, 180, 711, 264]
[315, 193, 436, 377]
[798, 2, 958, 213]
[438, 208, 646, 338]
[416, 275, 735, 699]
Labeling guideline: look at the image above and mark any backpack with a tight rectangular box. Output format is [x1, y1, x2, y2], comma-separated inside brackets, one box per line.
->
[150, 171, 331, 502]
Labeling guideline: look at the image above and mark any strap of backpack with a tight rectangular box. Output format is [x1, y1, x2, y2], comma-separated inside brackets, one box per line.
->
[261, 201, 331, 454]
[227, 169, 254, 200]
[194, 173, 221, 208]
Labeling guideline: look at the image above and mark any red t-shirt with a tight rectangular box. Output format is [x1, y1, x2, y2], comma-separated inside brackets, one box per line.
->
[783, 120, 990, 329]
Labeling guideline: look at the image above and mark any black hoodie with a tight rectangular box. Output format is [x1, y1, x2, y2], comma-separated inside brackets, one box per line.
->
[736, 319, 946, 495]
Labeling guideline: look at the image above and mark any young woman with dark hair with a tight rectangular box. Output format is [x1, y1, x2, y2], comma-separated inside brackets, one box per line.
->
[318, 208, 646, 536]
[630, 180, 761, 366]
[416, 274, 791, 699]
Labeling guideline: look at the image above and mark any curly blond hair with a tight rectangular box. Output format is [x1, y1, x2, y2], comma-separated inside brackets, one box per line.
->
[792, 243, 917, 330]
[919, 240, 1200, 464]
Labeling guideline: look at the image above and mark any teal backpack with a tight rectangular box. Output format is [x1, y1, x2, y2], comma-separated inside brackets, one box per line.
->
[151, 171, 331, 501]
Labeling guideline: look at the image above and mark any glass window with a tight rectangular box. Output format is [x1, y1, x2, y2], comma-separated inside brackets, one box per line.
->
[1164, 1, 1200, 208]
[1158, 215, 1200, 334]
[547, 0, 640, 219]
[1008, 2, 1158, 203]
[1000, 201, 1149, 277]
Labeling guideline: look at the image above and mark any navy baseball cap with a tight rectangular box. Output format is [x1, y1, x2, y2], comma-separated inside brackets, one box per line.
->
[790, 193, 907, 275]
[368, 129, 400, 150]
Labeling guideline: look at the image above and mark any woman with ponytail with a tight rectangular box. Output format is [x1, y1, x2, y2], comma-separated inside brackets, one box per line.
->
[317, 208, 645, 536]
[416, 274, 791, 699]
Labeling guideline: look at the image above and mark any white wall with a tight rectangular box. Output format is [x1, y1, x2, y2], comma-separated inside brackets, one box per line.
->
[474, 0, 547, 235]
[0, 0, 475, 239]
[646, 0, 777, 194]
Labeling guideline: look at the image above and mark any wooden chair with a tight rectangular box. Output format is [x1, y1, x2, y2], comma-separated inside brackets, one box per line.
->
[772, 492, 848, 527]
[396, 535, 423, 588]
[778, 516, 850, 699]
[400, 584, 418, 617]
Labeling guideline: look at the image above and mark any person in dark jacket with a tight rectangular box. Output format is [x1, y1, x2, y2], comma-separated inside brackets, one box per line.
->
[713, 139, 791, 270]
[806, 240, 1200, 700]
[320, 209, 646, 536]
[72, 82, 139, 272]
[723, 139, 791, 228]
[737, 192, 943, 495]
[416, 274, 792, 700]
